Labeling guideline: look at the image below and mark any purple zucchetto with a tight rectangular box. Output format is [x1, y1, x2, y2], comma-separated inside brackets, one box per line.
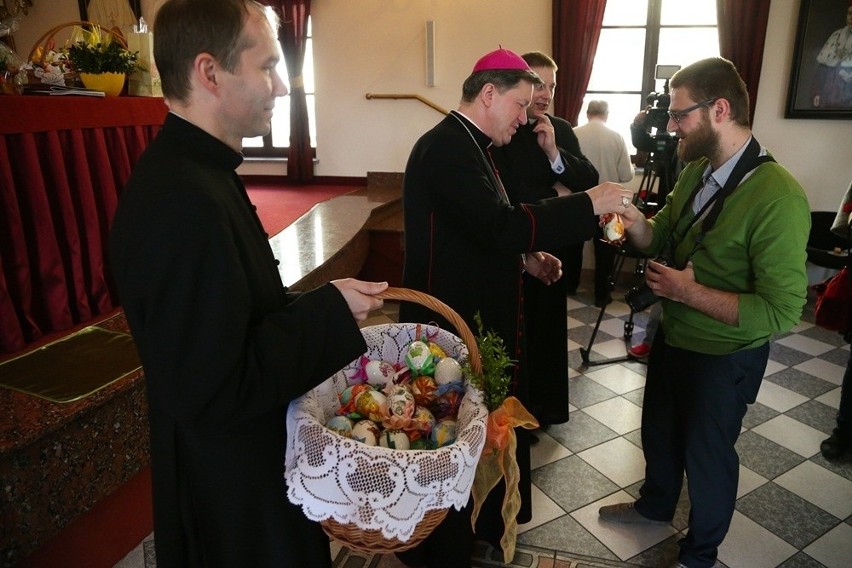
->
[471, 47, 531, 73]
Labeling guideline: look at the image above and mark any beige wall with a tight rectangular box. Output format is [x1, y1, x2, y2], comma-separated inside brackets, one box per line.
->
[10, 0, 852, 210]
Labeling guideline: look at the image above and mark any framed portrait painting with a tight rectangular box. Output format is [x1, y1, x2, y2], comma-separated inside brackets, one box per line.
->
[786, 0, 852, 119]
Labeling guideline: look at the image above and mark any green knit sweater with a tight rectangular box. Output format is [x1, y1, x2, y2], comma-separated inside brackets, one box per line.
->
[644, 155, 810, 354]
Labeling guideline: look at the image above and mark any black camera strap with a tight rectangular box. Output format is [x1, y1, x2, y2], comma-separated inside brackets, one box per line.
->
[670, 136, 775, 264]
[695, 137, 775, 239]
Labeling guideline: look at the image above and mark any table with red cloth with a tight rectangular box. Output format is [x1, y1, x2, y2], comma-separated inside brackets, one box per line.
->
[0, 95, 168, 353]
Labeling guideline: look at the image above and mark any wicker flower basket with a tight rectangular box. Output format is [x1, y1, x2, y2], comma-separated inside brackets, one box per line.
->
[285, 287, 487, 554]
[26, 21, 126, 87]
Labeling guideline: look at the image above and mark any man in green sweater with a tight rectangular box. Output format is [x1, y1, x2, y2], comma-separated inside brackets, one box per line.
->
[598, 58, 810, 568]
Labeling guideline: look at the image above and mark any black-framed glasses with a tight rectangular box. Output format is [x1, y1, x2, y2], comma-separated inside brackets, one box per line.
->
[667, 98, 718, 125]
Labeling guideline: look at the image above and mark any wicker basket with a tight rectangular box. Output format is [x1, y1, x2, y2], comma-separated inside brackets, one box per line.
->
[375, 287, 481, 375]
[286, 287, 486, 554]
[26, 21, 127, 87]
[322, 506, 448, 554]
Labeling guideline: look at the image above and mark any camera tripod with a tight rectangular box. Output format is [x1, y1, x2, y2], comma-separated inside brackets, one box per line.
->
[579, 242, 649, 367]
[579, 160, 669, 367]
[636, 142, 676, 211]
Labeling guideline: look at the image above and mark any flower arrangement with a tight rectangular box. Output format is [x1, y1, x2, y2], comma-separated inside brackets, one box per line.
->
[67, 25, 138, 74]
[23, 47, 73, 85]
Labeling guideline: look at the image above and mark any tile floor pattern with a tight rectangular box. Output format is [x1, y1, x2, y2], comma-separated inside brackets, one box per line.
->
[116, 276, 852, 568]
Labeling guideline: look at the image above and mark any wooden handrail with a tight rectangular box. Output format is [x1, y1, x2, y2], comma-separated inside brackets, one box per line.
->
[365, 93, 448, 115]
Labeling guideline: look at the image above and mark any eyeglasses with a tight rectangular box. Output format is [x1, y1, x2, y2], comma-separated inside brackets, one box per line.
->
[667, 98, 718, 125]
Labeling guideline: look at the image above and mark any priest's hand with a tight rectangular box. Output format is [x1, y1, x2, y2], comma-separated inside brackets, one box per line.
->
[524, 251, 562, 285]
[331, 278, 388, 321]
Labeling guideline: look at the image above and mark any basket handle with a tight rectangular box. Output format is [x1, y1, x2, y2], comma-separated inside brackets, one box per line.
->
[29, 21, 127, 63]
[375, 287, 481, 375]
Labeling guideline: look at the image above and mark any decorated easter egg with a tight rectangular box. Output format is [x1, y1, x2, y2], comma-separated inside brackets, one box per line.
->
[434, 357, 463, 385]
[410, 375, 438, 407]
[354, 389, 387, 422]
[386, 385, 416, 419]
[325, 415, 354, 438]
[411, 406, 436, 433]
[365, 359, 397, 388]
[430, 418, 457, 448]
[602, 212, 625, 245]
[351, 419, 381, 446]
[427, 341, 447, 359]
[432, 390, 463, 420]
[338, 383, 371, 415]
[379, 429, 411, 450]
[404, 340, 436, 376]
[409, 437, 433, 450]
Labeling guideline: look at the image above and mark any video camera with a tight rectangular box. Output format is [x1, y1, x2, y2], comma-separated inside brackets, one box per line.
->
[640, 64, 681, 167]
[645, 91, 671, 131]
[644, 64, 680, 132]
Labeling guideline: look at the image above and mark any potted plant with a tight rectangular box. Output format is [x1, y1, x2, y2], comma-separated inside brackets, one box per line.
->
[67, 25, 138, 96]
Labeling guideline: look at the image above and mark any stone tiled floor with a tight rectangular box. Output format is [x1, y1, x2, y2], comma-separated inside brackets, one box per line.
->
[117, 276, 852, 568]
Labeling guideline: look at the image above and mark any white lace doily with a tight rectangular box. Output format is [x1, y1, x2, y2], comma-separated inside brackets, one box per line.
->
[285, 323, 487, 542]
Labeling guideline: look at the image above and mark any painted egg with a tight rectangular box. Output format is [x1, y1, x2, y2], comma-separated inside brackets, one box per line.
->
[432, 390, 463, 420]
[325, 415, 354, 438]
[379, 429, 411, 450]
[430, 418, 457, 448]
[354, 389, 387, 422]
[404, 340, 435, 376]
[410, 375, 438, 407]
[603, 212, 625, 244]
[338, 383, 371, 415]
[409, 437, 433, 450]
[427, 342, 447, 359]
[386, 385, 416, 419]
[434, 357, 463, 385]
[365, 359, 397, 388]
[351, 419, 381, 446]
[412, 406, 436, 433]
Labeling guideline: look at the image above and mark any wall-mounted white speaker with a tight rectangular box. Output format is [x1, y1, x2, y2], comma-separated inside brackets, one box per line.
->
[425, 21, 436, 87]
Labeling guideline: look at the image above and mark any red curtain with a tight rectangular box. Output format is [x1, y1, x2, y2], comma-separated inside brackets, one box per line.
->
[263, 0, 314, 183]
[716, 0, 771, 126]
[551, 0, 607, 126]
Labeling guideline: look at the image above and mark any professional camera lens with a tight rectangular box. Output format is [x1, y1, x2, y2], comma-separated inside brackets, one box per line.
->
[625, 283, 661, 313]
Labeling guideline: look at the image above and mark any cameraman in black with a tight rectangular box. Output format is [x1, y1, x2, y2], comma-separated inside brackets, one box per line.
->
[631, 105, 681, 207]
[598, 58, 810, 568]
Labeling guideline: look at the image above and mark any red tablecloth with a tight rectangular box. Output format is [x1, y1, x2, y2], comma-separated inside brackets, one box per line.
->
[0, 95, 168, 353]
[0, 94, 168, 134]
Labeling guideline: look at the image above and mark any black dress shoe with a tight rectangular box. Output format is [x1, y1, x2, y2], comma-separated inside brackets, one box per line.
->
[820, 429, 851, 461]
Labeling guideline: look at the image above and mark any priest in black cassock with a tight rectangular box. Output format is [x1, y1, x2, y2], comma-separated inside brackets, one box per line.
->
[491, 51, 599, 426]
[109, 1, 387, 566]
[397, 47, 633, 568]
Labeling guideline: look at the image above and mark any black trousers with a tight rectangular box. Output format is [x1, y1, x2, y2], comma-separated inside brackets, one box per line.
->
[635, 330, 768, 568]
